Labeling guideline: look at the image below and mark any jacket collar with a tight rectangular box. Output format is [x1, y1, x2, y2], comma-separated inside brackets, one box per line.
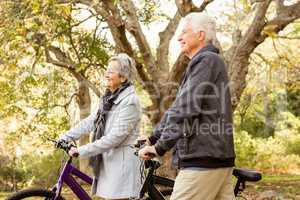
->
[113, 85, 135, 104]
[179, 44, 220, 87]
[193, 44, 219, 58]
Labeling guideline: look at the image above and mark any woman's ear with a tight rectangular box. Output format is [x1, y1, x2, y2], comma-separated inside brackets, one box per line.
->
[120, 76, 127, 83]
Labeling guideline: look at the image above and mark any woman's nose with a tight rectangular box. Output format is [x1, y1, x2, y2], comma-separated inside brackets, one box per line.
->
[104, 71, 109, 78]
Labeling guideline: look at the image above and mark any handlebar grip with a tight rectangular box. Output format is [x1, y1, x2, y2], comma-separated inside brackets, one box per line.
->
[146, 153, 156, 158]
[134, 139, 147, 148]
[55, 140, 76, 154]
[72, 152, 79, 157]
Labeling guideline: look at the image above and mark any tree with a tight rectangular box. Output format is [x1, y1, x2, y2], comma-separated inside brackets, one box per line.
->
[1, 0, 300, 174]
[0, 0, 111, 172]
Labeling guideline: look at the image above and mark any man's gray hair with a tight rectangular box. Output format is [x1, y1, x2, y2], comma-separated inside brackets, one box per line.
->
[183, 12, 217, 45]
[108, 53, 137, 83]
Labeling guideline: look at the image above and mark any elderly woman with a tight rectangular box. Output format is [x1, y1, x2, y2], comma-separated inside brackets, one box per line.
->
[59, 53, 142, 200]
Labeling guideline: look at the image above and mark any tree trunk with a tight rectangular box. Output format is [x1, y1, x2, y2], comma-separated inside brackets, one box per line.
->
[76, 81, 91, 174]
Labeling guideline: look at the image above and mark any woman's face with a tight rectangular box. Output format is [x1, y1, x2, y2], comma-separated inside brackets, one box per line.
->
[104, 60, 126, 92]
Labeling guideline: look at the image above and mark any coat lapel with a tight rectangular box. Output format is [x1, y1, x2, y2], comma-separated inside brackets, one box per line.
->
[113, 85, 135, 104]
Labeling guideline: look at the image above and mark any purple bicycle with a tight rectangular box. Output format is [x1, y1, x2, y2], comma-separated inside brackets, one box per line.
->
[7, 140, 93, 200]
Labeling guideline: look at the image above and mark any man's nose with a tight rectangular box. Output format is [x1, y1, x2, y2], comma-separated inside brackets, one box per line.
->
[177, 34, 182, 42]
[178, 34, 182, 42]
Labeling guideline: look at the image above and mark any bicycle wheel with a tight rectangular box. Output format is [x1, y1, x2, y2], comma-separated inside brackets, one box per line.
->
[6, 188, 64, 200]
[160, 188, 173, 196]
[145, 189, 173, 200]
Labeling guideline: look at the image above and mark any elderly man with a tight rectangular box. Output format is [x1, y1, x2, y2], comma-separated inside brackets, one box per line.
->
[139, 12, 236, 200]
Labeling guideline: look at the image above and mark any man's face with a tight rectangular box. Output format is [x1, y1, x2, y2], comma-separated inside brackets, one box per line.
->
[178, 22, 205, 58]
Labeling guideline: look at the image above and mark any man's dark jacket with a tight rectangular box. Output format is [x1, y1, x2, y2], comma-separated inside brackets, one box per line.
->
[149, 44, 235, 168]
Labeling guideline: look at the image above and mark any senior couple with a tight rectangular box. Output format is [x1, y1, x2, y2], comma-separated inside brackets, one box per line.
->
[59, 12, 235, 200]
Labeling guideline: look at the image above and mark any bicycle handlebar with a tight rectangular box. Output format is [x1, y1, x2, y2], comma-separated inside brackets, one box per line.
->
[54, 140, 79, 157]
[132, 139, 156, 159]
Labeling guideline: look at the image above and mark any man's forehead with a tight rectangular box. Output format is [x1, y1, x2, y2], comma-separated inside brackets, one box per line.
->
[181, 20, 192, 29]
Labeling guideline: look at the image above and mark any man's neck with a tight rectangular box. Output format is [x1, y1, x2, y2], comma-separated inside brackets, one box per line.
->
[187, 43, 206, 59]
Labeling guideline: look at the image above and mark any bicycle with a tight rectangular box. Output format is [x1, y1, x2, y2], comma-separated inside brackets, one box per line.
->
[133, 141, 262, 200]
[6, 140, 262, 200]
[7, 140, 92, 200]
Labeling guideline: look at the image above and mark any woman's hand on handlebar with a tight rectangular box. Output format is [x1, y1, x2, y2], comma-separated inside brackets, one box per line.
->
[68, 146, 79, 157]
[138, 145, 157, 160]
[55, 139, 79, 157]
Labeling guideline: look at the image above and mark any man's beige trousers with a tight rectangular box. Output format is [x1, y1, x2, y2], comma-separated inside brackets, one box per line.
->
[170, 167, 235, 200]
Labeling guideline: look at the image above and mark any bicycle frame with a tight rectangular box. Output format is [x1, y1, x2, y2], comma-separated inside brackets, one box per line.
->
[139, 160, 261, 199]
[140, 161, 174, 200]
[53, 157, 93, 200]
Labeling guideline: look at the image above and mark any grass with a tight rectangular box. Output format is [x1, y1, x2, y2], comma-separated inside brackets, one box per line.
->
[2, 174, 300, 200]
[0, 192, 9, 200]
[241, 174, 300, 199]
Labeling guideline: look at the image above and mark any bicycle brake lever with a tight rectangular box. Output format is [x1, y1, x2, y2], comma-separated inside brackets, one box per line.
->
[135, 139, 147, 148]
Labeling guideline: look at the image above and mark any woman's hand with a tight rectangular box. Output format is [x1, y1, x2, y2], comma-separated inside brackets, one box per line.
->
[138, 146, 157, 160]
[68, 147, 79, 157]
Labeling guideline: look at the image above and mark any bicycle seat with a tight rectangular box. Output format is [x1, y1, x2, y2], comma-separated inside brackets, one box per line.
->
[233, 168, 262, 182]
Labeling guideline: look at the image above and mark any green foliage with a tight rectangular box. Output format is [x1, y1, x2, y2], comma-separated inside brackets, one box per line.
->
[234, 90, 278, 138]
[0, 0, 299, 192]
[0, 155, 25, 191]
[284, 134, 300, 156]
[287, 81, 300, 117]
[0, 150, 71, 191]
[235, 130, 300, 173]
[19, 150, 65, 187]
[234, 131, 258, 167]
[0, 0, 111, 156]
[136, 0, 170, 25]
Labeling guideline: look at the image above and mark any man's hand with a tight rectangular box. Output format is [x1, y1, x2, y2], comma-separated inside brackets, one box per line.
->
[68, 147, 79, 157]
[138, 145, 157, 160]
[137, 135, 151, 146]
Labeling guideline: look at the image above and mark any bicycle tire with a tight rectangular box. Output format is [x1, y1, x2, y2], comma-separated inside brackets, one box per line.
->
[160, 188, 173, 196]
[6, 188, 64, 200]
[145, 189, 173, 200]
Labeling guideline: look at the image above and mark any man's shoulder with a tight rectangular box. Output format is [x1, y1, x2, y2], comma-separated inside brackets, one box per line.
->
[194, 50, 222, 63]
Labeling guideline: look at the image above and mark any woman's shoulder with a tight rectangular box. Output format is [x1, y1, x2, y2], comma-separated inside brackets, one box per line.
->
[115, 86, 140, 106]
[122, 90, 140, 106]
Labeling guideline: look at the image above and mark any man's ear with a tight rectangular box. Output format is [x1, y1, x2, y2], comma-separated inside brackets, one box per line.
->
[198, 31, 205, 42]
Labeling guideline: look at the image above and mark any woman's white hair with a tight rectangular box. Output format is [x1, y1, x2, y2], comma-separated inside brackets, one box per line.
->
[108, 53, 137, 83]
[183, 12, 217, 45]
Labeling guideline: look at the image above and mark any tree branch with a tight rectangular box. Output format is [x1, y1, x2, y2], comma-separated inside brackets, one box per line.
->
[226, 0, 272, 108]
[44, 45, 101, 96]
[167, 0, 214, 80]
[276, 35, 300, 40]
[226, 1, 300, 109]
[192, 0, 215, 12]
[45, 46, 73, 70]
[76, 0, 157, 100]
[51, 93, 79, 117]
[97, 0, 134, 54]
[156, 11, 181, 72]
[119, 0, 157, 77]
[52, 12, 96, 40]
[67, 6, 82, 65]
[175, 0, 214, 16]
[263, 1, 300, 36]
